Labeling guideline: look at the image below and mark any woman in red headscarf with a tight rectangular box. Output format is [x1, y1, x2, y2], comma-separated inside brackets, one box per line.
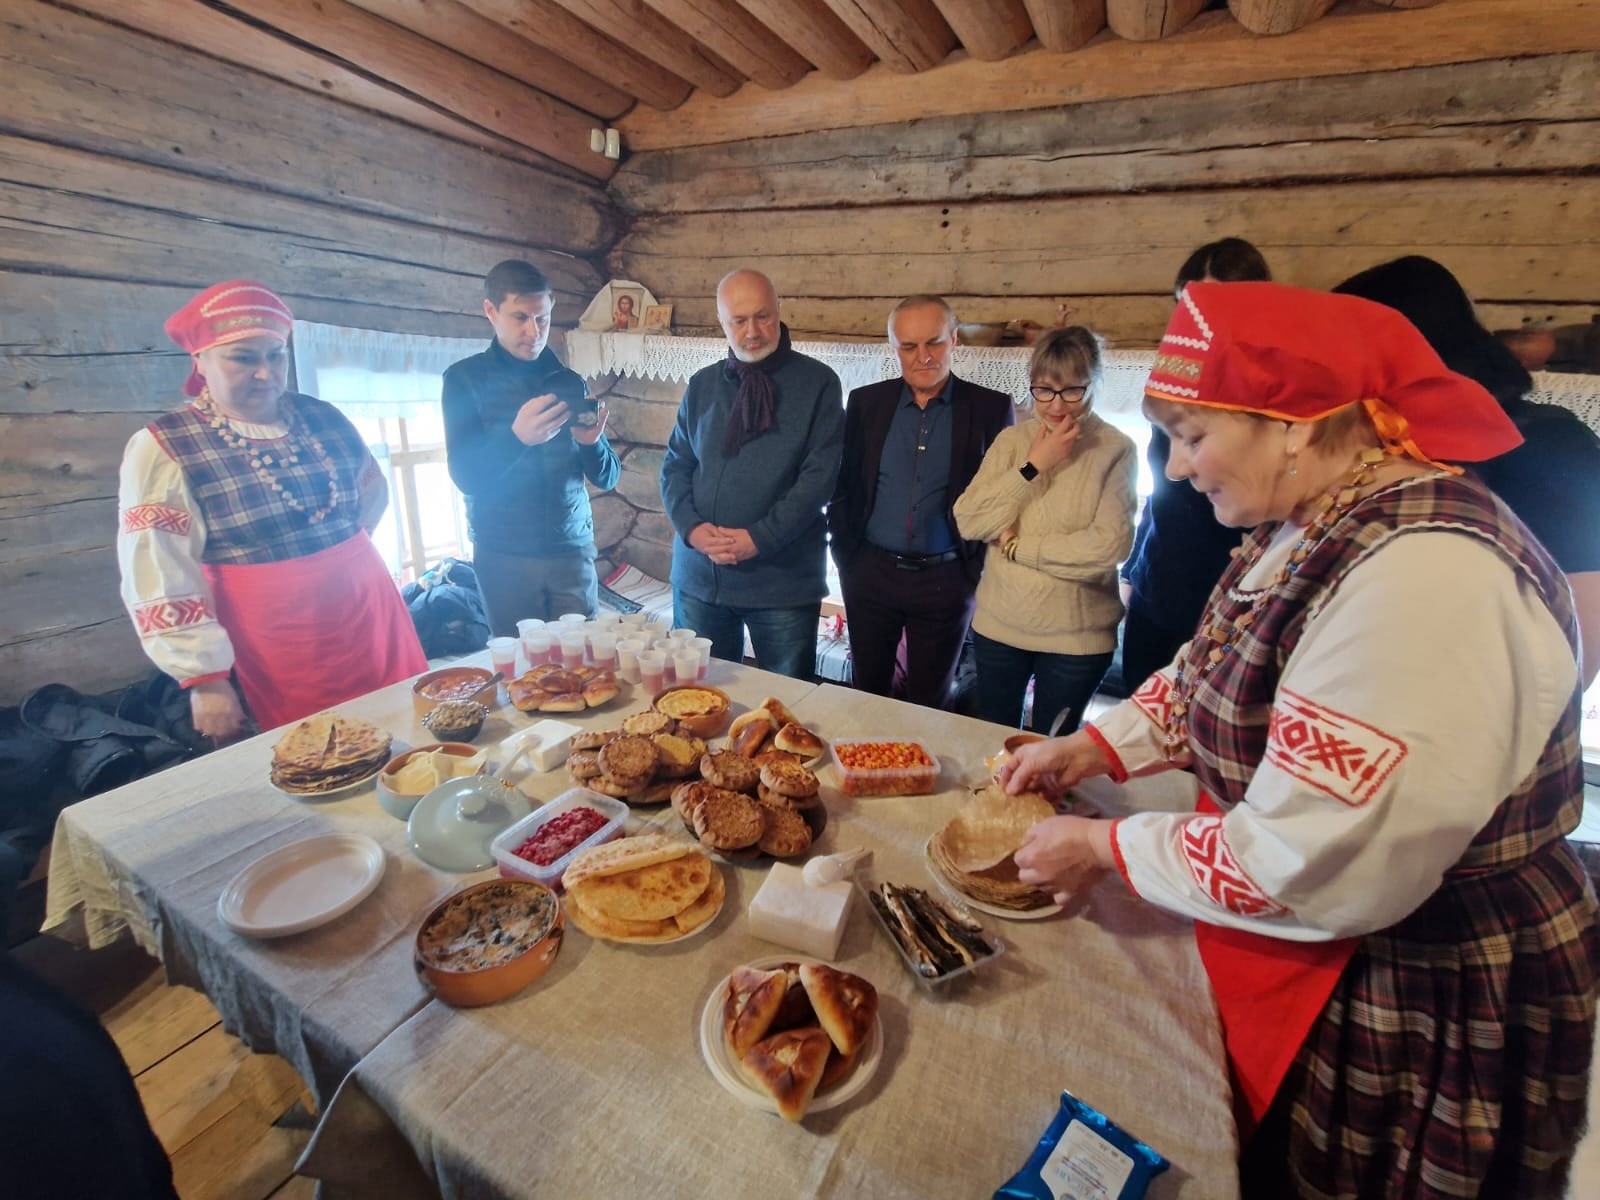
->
[1002, 282, 1597, 1198]
[116, 281, 427, 739]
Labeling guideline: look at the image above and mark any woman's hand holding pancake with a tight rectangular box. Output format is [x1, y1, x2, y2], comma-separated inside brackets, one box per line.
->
[1014, 815, 1112, 904]
[999, 730, 1110, 798]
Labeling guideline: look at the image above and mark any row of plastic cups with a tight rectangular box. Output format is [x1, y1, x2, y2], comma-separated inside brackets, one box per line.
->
[488, 619, 704, 682]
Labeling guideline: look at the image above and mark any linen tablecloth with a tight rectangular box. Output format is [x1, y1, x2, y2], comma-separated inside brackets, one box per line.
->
[302, 682, 1238, 1198]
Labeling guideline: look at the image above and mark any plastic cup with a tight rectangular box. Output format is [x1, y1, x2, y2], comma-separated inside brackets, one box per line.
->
[487, 637, 519, 679]
[559, 632, 587, 670]
[673, 649, 701, 687]
[592, 611, 623, 629]
[556, 612, 588, 628]
[615, 637, 645, 683]
[618, 612, 649, 631]
[689, 637, 714, 681]
[668, 627, 696, 646]
[638, 650, 667, 694]
[589, 631, 618, 672]
[521, 627, 554, 667]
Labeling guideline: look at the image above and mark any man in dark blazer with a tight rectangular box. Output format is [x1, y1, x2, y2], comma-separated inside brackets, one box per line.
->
[828, 296, 1014, 708]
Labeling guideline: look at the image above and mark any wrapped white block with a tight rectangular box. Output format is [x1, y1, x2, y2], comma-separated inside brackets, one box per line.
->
[747, 862, 853, 961]
[503, 720, 582, 773]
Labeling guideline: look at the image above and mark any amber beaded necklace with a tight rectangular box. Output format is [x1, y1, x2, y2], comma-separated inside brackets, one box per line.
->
[195, 387, 343, 524]
[1161, 447, 1389, 759]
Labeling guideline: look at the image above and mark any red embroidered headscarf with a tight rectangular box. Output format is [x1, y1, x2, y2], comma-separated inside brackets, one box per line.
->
[164, 281, 294, 397]
[1144, 281, 1522, 466]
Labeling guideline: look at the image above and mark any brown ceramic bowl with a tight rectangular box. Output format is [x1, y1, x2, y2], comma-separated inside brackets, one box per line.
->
[411, 666, 497, 717]
[377, 743, 482, 820]
[414, 879, 564, 1007]
[1004, 732, 1047, 755]
[651, 683, 732, 739]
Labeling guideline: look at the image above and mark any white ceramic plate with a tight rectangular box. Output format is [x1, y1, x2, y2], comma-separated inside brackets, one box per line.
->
[923, 836, 1063, 920]
[217, 833, 386, 938]
[698, 955, 884, 1117]
[269, 761, 385, 801]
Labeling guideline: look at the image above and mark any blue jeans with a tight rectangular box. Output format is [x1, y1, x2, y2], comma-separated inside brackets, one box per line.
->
[972, 632, 1113, 734]
[673, 591, 820, 681]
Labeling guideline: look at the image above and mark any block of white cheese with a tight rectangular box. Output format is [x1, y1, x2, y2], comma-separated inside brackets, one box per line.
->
[748, 862, 854, 960]
[502, 720, 582, 773]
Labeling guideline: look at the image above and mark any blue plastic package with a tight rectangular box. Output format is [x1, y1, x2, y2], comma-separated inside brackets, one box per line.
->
[994, 1089, 1170, 1200]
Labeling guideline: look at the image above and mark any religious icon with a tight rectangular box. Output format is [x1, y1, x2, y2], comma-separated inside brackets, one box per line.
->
[642, 303, 673, 333]
[611, 288, 642, 331]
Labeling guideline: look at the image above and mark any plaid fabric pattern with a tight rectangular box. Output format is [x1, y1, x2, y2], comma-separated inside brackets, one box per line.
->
[1179, 472, 1597, 1198]
[149, 395, 368, 565]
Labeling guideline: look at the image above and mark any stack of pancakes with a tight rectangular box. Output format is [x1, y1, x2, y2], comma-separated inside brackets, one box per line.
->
[670, 750, 821, 860]
[723, 961, 878, 1122]
[270, 713, 391, 794]
[928, 784, 1056, 911]
[560, 834, 724, 943]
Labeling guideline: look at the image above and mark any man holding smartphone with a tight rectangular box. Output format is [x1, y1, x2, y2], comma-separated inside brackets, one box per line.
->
[443, 260, 619, 632]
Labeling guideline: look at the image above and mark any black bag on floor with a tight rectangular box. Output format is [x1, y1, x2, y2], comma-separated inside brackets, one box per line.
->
[402, 557, 491, 658]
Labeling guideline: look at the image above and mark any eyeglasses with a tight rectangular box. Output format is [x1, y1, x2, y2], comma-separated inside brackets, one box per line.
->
[1029, 384, 1087, 406]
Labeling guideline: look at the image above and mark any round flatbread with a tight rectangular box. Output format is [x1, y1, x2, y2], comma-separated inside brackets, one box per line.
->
[701, 749, 760, 793]
[652, 732, 705, 779]
[757, 802, 813, 858]
[566, 749, 603, 780]
[758, 782, 821, 812]
[760, 759, 819, 799]
[622, 710, 676, 737]
[597, 734, 659, 788]
[567, 852, 712, 922]
[939, 784, 1055, 874]
[562, 833, 697, 889]
[692, 789, 765, 851]
[569, 728, 618, 752]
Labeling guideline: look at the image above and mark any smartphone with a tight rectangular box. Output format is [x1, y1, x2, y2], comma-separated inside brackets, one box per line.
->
[550, 376, 598, 424]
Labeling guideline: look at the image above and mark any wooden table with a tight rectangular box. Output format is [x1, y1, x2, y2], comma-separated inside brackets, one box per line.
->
[298, 680, 1240, 1199]
[42, 654, 817, 1103]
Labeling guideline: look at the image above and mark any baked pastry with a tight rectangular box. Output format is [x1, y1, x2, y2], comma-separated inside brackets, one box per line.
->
[691, 789, 765, 851]
[569, 728, 617, 752]
[526, 663, 567, 684]
[582, 677, 621, 708]
[799, 963, 878, 1057]
[671, 862, 725, 932]
[761, 696, 802, 731]
[756, 802, 813, 858]
[740, 1028, 834, 1123]
[562, 833, 694, 889]
[537, 691, 587, 713]
[760, 759, 820, 800]
[633, 779, 678, 807]
[723, 965, 789, 1056]
[567, 852, 711, 922]
[588, 774, 639, 798]
[622, 710, 676, 737]
[773, 722, 825, 759]
[753, 748, 804, 771]
[652, 732, 705, 779]
[672, 780, 718, 827]
[597, 734, 659, 788]
[728, 708, 775, 757]
[757, 782, 820, 811]
[561, 835, 723, 944]
[566, 749, 603, 780]
[701, 749, 760, 793]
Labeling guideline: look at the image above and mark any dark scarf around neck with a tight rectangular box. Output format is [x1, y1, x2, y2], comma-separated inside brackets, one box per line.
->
[721, 323, 793, 457]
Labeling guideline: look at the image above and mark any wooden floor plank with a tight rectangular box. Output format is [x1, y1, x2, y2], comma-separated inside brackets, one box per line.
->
[167, 1104, 311, 1200]
[105, 973, 222, 1076]
[136, 1025, 304, 1153]
[266, 1177, 317, 1200]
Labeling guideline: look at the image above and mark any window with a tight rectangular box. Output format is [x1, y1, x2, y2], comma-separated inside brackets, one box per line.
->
[292, 322, 484, 584]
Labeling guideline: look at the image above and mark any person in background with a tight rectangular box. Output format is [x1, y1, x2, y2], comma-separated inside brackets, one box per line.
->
[1119, 238, 1268, 690]
[660, 269, 844, 679]
[1004, 282, 1596, 1199]
[442, 260, 620, 632]
[828, 295, 1014, 708]
[953, 327, 1137, 733]
[1335, 254, 1600, 688]
[117, 281, 426, 740]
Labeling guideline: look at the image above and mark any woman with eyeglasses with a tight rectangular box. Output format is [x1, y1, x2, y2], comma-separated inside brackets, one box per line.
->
[953, 327, 1137, 731]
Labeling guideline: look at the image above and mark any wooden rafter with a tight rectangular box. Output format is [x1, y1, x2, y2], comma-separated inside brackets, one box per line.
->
[545, 0, 745, 97]
[819, 0, 958, 73]
[1105, 0, 1207, 41]
[638, 0, 812, 90]
[1229, 0, 1339, 35]
[929, 0, 1035, 62]
[341, 0, 633, 118]
[733, 0, 876, 80]
[1020, 0, 1107, 52]
[454, 0, 694, 110]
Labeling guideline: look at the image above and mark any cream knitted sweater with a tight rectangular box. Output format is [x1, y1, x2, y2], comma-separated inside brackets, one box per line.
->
[952, 413, 1138, 655]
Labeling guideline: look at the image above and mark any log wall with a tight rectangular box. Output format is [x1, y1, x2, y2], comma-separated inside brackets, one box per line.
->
[609, 52, 1600, 344]
[0, 0, 614, 702]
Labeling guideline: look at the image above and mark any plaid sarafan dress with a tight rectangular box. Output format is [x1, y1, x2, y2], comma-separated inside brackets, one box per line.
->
[1149, 473, 1598, 1198]
[1100, 473, 1600, 1196]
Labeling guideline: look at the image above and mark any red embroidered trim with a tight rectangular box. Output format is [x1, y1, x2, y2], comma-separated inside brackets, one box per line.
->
[1266, 688, 1408, 807]
[1082, 723, 1128, 784]
[180, 671, 231, 689]
[133, 596, 212, 635]
[1107, 819, 1137, 895]
[121, 504, 192, 535]
[1180, 816, 1286, 917]
[1130, 671, 1174, 731]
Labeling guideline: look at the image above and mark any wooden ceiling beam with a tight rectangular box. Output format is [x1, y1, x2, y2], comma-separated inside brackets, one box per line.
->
[1229, 0, 1338, 35]
[819, 0, 958, 73]
[1105, 0, 1207, 41]
[455, 0, 693, 110]
[173, 0, 611, 177]
[732, 0, 876, 80]
[638, 0, 812, 89]
[929, 0, 1035, 61]
[340, 0, 632, 119]
[620, 0, 1600, 149]
[1020, 0, 1106, 52]
[545, 0, 745, 96]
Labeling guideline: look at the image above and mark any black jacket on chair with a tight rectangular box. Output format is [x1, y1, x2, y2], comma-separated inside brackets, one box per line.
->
[828, 375, 1015, 586]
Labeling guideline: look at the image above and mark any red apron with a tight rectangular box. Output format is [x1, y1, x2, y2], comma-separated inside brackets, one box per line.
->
[203, 532, 428, 731]
[1191, 794, 1358, 1137]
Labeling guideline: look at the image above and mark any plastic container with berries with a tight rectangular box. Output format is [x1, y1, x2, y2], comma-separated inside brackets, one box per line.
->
[490, 789, 628, 889]
[828, 738, 940, 797]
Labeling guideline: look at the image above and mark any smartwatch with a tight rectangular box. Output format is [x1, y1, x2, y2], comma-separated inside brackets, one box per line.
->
[1018, 461, 1040, 482]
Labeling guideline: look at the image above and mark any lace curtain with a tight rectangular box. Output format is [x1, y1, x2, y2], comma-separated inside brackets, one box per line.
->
[291, 321, 484, 421]
[563, 331, 1600, 431]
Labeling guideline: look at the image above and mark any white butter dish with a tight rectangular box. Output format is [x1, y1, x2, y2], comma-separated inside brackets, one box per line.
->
[502, 720, 582, 773]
